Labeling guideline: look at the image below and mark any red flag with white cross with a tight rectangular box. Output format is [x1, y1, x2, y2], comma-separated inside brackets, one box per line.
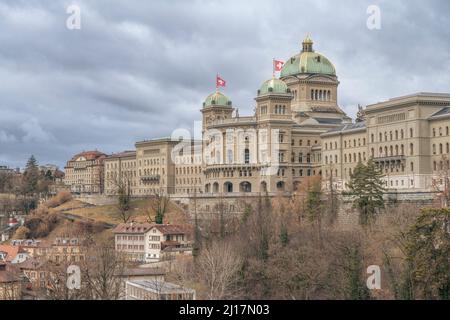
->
[216, 75, 226, 88]
[273, 59, 284, 72]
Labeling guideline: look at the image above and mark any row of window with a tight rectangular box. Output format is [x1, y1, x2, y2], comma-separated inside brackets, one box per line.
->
[116, 235, 145, 241]
[175, 166, 202, 175]
[311, 89, 332, 101]
[325, 138, 367, 150]
[117, 244, 145, 251]
[432, 126, 450, 137]
[175, 177, 201, 185]
[371, 128, 412, 143]
[291, 139, 318, 147]
[432, 143, 450, 155]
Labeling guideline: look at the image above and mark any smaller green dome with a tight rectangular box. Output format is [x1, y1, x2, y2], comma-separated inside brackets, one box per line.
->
[258, 78, 289, 96]
[203, 91, 232, 108]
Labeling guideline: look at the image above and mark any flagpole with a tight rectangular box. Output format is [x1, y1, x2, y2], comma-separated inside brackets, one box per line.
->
[216, 73, 218, 92]
[272, 58, 275, 78]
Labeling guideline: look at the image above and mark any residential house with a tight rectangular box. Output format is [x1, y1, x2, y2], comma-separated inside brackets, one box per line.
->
[146, 224, 191, 262]
[113, 222, 152, 262]
[113, 222, 192, 263]
[0, 262, 22, 300]
[0, 245, 30, 264]
[115, 267, 165, 299]
[48, 237, 84, 264]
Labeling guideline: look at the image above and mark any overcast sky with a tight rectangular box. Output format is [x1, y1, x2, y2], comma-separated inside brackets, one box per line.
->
[1, 0, 449, 169]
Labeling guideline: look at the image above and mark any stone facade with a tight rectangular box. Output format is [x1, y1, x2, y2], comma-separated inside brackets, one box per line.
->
[63, 150, 106, 195]
[322, 93, 450, 192]
[64, 36, 450, 201]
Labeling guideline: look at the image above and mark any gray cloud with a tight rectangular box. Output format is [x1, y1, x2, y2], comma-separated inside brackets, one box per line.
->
[0, 0, 449, 169]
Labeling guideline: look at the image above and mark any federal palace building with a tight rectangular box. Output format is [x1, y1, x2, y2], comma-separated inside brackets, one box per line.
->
[64, 36, 450, 199]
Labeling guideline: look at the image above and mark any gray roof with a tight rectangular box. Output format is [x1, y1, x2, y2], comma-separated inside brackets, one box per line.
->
[127, 280, 195, 294]
[429, 107, 450, 119]
[323, 121, 366, 134]
[118, 267, 165, 277]
[314, 117, 344, 125]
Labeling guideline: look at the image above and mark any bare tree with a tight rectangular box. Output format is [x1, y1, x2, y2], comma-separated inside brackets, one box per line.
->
[149, 189, 170, 224]
[80, 241, 127, 300]
[196, 240, 243, 300]
[108, 174, 133, 223]
[431, 155, 450, 208]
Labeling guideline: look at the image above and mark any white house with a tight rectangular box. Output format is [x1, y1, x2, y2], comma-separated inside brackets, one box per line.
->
[0, 245, 30, 264]
[113, 222, 191, 263]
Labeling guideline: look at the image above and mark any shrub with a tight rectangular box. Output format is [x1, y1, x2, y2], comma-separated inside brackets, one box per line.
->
[13, 226, 30, 239]
[45, 190, 72, 208]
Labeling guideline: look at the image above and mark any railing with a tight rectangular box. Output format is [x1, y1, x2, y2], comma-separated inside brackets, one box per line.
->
[373, 155, 406, 162]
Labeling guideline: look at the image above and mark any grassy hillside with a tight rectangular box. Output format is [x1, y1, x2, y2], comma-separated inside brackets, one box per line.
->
[52, 198, 189, 225]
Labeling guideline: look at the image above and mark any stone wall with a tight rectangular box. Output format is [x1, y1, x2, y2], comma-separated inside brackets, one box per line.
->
[74, 194, 118, 206]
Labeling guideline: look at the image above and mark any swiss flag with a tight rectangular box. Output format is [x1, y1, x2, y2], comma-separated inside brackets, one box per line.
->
[216, 75, 226, 88]
[273, 59, 284, 72]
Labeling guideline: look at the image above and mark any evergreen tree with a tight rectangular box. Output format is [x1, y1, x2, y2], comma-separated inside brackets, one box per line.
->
[347, 159, 385, 225]
[403, 208, 450, 299]
[304, 177, 324, 245]
[117, 178, 132, 223]
[22, 155, 40, 195]
[342, 244, 371, 300]
[44, 170, 54, 181]
[305, 178, 322, 222]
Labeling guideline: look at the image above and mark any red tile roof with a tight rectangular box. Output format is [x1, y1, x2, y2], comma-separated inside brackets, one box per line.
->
[0, 245, 27, 262]
[151, 224, 186, 235]
[71, 150, 106, 161]
[113, 223, 187, 235]
[112, 222, 154, 234]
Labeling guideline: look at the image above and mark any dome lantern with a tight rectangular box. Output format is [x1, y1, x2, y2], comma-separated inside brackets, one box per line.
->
[302, 34, 314, 52]
[280, 36, 336, 77]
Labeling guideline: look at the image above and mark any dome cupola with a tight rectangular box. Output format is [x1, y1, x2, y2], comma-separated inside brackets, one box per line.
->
[280, 35, 336, 77]
[203, 91, 232, 108]
[258, 78, 290, 96]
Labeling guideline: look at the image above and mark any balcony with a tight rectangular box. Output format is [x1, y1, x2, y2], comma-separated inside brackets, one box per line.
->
[373, 154, 406, 163]
[141, 175, 160, 183]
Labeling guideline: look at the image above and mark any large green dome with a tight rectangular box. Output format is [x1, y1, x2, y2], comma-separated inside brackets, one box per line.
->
[258, 78, 289, 96]
[280, 36, 336, 77]
[203, 91, 232, 108]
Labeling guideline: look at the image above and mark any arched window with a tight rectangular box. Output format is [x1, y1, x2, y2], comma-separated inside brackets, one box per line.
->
[276, 181, 285, 191]
[224, 182, 233, 193]
[240, 181, 252, 193]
